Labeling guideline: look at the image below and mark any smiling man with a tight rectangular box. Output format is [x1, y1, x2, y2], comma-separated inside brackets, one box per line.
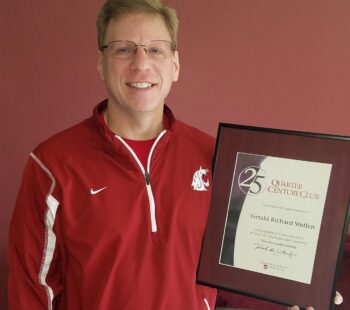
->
[7, 0, 216, 309]
[7, 1, 344, 309]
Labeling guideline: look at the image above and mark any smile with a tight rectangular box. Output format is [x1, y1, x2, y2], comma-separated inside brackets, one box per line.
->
[127, 82, 155, 89]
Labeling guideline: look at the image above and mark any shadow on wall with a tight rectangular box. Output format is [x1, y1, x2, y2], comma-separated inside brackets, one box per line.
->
[0, 246, 8, 308]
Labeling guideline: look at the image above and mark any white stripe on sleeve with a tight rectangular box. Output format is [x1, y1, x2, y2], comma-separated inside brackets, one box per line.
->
[30, 153, 59, 310]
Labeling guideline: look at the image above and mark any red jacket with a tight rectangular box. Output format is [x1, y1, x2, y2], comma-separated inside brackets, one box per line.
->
[8, 101, 217, 309]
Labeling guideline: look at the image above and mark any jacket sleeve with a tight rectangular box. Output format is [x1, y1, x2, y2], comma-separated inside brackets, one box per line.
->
[7, 152, 64, 309]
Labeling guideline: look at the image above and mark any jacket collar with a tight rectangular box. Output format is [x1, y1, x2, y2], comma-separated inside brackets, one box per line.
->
[92, 99, 176, 140]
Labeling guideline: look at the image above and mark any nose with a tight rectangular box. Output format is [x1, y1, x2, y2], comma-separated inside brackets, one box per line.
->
[130, 46, 150, 70]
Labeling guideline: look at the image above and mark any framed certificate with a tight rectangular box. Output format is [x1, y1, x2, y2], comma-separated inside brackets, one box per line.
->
[197, 123, 350, 310]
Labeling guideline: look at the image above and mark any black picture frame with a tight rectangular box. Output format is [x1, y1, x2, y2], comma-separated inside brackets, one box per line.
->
[197, 123, 350, 310]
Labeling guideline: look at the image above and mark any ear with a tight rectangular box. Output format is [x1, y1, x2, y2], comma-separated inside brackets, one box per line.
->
[172, 51, 180, 82]
[97, 50, 105, 81]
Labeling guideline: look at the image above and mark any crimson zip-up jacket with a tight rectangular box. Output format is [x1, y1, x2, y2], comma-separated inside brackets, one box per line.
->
[8, 100, 217, 310]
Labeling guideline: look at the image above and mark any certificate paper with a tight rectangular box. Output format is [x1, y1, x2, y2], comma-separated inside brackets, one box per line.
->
[219, 153, 332, 284]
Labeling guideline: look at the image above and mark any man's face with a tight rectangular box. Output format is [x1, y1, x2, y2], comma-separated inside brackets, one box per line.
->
[98, 12, 180, 116]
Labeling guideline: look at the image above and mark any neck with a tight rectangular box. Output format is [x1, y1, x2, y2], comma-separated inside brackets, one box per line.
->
[104, 101, 164, 140]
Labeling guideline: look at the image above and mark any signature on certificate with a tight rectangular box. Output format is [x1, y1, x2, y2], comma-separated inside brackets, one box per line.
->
[254, 242, 297, 258]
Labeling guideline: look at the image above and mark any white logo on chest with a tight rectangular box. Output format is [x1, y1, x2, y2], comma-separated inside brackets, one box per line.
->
[191, 167, 210, 191]
[90, 186, 108, 195]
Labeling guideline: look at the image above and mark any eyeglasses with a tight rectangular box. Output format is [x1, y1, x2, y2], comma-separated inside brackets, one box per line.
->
[101, 40, 176, 60]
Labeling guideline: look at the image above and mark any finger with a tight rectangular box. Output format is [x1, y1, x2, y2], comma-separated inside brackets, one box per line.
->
[306, 307, 315, 310]
[288, 307, 299, 310]
[334, 291, 343, 305]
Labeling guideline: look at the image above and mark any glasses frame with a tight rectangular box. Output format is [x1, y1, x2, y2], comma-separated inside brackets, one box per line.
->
[101, 40, 177, 59]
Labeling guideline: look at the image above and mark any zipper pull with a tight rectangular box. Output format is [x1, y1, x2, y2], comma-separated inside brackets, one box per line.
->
[145, 171, 150, 185]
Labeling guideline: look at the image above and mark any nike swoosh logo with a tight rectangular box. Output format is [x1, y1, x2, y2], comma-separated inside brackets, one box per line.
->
[90, 186, 108, 195]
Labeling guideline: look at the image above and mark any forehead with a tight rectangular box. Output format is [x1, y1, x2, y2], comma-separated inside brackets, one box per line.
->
[104, 12, 171, 42]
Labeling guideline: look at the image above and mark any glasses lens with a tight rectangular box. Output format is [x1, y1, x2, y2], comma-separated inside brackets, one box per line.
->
[107, 41, 135, 59]
[146, 41, 174, 59]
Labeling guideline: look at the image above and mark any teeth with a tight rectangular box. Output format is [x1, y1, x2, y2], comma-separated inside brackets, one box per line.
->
[129, 82, 153, 89]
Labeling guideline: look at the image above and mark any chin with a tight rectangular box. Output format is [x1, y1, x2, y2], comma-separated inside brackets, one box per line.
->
[129, 102, 164, 114]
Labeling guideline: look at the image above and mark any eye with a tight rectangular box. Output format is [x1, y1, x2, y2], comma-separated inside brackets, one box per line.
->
[114, 47, 132, 55]
[148, 47, 165, 56]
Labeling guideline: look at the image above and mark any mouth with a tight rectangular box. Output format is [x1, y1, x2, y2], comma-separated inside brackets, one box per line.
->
[126, 82, 156, 89]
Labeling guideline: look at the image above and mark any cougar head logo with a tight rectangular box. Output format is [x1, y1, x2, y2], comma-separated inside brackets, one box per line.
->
[191, 166, 210, 191]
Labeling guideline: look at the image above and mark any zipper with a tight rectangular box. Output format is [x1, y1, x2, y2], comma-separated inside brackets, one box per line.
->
[115, 130, 167, 233]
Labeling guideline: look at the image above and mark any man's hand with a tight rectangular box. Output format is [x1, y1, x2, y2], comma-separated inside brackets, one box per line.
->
[288, 291, 343, 310]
